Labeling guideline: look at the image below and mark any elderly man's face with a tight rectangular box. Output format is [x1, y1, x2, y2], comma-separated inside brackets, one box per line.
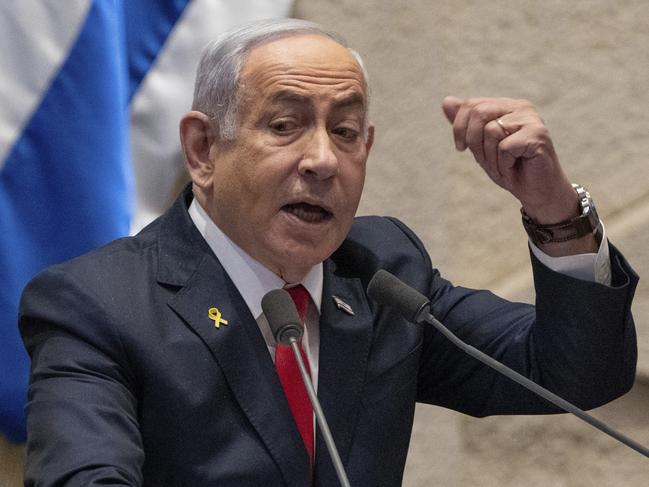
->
[204, 34, 372, 282]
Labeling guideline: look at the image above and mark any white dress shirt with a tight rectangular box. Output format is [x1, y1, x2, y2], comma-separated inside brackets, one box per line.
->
[529, 226, 611, 285]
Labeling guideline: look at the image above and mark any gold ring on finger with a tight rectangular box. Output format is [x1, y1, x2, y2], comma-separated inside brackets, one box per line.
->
[496, 118, 511, 136]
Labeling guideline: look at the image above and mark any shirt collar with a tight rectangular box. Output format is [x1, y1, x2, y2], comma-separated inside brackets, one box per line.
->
[188, 198, 323, 319]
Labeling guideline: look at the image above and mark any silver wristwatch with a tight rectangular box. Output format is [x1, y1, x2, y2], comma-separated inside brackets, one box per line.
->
[521, 184, 601, 245]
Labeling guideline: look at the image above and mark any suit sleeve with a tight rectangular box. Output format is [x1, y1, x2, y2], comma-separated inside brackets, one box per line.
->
[19, 266, 144, 486]
[386, 218, 638, 416]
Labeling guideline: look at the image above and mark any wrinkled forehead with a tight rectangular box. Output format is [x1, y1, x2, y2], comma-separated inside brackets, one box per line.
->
[239, 34, 368, 105]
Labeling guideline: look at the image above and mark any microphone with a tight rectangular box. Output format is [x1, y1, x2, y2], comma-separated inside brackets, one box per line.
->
[365, 269, 430, 323]
[367, 269, 649, 459]
[261, 289, 303, 344]
[261, 289, 352, 487]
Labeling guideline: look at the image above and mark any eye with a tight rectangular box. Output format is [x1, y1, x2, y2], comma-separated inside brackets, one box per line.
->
[332, 126, 360, 142]
[269, 119, 299, 134]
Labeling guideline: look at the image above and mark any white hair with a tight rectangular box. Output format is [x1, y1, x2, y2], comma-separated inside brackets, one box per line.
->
[191, 18, 370, 140]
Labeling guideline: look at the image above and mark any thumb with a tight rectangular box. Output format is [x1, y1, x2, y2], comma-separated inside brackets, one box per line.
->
[441, 96, 463, 124]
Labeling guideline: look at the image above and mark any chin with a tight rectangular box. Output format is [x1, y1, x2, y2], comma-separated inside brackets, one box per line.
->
[281, 239, 338, 269]
[290, 246, 331, 267]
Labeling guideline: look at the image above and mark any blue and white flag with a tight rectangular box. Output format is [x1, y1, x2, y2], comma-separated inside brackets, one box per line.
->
[0, 0, 292, 443]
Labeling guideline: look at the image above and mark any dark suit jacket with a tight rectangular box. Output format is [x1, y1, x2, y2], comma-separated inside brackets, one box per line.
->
[20, 189, 638, 486]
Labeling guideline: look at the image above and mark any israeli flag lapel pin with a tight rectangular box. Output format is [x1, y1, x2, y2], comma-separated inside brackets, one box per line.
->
[332, 295, 354, 316]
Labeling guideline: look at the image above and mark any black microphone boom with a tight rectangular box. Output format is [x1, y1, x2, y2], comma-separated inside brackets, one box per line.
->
[367, 269, 649, 459]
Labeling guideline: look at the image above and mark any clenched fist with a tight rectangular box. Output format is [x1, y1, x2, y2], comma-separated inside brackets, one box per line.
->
[442, 96, 598, 255]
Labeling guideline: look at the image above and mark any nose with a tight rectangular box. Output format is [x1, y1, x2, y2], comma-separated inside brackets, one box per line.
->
[299, 127, 338, 180]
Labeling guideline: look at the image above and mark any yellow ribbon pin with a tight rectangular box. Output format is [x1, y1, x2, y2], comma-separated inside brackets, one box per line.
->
[208, 307, 228, 328]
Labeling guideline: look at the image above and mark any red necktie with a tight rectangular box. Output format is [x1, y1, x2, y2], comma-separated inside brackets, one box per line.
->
[275, 285, 314, 462]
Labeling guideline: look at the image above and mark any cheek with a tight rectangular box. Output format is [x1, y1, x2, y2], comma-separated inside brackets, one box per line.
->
[341, 159, 366, 206]
[214, 158, 264, 205]
[238, 146, 296, 195]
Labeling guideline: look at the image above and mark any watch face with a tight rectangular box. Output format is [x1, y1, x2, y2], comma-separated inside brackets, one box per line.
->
[587, 206, 599, 231]
[580, 188, 599, 229]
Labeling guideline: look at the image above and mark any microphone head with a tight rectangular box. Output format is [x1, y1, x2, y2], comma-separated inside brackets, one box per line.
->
[261, 288, 304, 345]
[367, 269, 430, 323]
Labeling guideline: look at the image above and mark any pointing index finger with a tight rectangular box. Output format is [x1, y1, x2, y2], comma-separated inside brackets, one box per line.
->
[442, 95, 463, 123]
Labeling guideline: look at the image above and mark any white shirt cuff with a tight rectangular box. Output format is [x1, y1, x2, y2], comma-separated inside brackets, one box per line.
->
[529, 223, 611, 286]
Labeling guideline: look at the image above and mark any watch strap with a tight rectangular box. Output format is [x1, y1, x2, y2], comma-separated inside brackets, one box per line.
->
[521, 184, 601, 245]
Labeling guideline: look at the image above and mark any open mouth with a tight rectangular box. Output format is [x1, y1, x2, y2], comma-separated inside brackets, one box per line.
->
[282, 202, 333, 223]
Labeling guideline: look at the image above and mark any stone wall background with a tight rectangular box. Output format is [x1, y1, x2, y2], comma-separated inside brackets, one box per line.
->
[294, 0, 649, 485]
[3, 1, 649, 485]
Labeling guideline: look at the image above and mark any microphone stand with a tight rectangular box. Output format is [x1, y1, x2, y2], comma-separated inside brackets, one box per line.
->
[288, 336, 352, 487]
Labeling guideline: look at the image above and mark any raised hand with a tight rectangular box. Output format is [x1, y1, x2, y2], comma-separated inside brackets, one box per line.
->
[442, 96, 598, 255]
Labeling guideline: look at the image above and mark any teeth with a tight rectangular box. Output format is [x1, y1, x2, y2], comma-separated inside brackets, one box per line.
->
[285, 203, 330, 222]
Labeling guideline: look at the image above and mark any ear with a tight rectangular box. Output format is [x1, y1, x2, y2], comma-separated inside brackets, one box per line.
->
[365, 124, 375, 155]
[179, 111, 218, 190]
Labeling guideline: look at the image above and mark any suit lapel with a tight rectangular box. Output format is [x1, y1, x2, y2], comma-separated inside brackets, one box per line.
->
[314, 260, 374, 485]
[157, 191, 311, 486]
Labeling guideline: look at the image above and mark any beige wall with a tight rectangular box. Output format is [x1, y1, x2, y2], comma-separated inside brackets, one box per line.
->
[4, 1, 649, 484]
[295, 0, 649, 485]
[0, 436, 24, 487]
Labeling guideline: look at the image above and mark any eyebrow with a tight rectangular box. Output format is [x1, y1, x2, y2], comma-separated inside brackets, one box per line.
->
[268, 90, 366, 111]
[268, 90, 309, 105]
[332, 92, 365, 111]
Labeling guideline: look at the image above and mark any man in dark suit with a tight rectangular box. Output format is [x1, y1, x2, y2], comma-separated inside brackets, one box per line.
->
[19, 18, 637, 486]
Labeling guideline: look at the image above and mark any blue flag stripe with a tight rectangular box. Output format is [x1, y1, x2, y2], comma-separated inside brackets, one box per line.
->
[0, 0, 131, 443]
[124, 0, 190, 100]
[0, 0, 189, 443]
